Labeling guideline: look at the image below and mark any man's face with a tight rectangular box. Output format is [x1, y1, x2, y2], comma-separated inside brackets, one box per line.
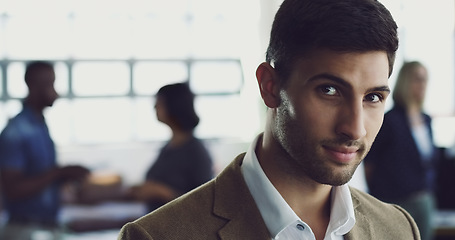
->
[272, 49, 390, 186]
[409, 65, 428, 104]
[29, 68, 58, 107]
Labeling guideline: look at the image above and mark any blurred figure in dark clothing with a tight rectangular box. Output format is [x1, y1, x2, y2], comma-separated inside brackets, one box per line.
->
[128, 82, 213, 212]
[365, 61, 438, 240]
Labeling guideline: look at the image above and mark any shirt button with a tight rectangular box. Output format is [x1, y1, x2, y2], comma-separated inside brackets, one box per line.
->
[296, 224, 305, 231]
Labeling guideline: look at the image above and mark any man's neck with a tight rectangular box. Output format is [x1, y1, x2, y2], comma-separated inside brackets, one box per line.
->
[23, 98, 45, 120]
[256, 133, 332, 220]
[169, 130, 193, 147]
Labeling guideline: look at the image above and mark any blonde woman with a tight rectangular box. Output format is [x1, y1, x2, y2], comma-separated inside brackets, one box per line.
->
[365, 61, 438, 240]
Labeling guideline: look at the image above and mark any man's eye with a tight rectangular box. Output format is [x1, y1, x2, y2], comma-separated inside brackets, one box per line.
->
[321, 86, 338, 96]
[365, 93, 382, 103]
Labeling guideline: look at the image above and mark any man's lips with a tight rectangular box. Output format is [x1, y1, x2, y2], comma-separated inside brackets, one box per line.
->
[324, 145, 359, 164]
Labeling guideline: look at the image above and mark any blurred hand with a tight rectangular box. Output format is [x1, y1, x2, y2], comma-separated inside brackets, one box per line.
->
[127, 181, 176, 202]
[58, 165, 90, 182]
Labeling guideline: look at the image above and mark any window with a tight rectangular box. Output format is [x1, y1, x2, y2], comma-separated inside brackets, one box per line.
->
[72, 62, 130, 96]
[133, 61, 188, 95]
[190, 61, 243, 95]
[54, 62, 70, 96]
[7, 62, 26, 98]
[0, 0, 263, 145]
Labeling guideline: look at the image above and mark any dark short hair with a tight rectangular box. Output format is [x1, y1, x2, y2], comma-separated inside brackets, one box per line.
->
[24, 61, 54, 86]
[266, 0, 398, 83]
[157, 82, 199, 131]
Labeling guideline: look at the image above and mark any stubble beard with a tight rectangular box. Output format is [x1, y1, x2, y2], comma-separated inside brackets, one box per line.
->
[273, 109, 368, 186]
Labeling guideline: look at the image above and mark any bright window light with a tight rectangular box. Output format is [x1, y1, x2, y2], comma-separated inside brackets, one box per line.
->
[190, 61, 243, 94]
[133, 62, 188, 95]
[72, 62, 130, 96]
[7, 62, 26, 98]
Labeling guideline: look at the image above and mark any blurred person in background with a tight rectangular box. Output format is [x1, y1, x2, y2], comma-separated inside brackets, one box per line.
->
[364, 61, 439, 240]
[128, 82, 214, 212]
[0, 61, 90, 240]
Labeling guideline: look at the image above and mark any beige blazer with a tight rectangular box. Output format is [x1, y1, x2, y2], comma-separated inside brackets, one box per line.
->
[118, 154, 420, 240]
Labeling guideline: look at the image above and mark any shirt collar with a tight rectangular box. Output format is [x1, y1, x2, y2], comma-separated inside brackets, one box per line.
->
[241, 134, 356, 239]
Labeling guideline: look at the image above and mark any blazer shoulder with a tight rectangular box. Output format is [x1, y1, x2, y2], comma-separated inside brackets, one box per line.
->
[350, 187, 411, 217]
[119, 154, 255, 240]
[349, 187, 421, 239]
[120, 180, 227, 239]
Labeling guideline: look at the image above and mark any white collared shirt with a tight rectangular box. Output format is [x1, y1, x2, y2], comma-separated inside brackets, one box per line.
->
[241, 135, 356, 240]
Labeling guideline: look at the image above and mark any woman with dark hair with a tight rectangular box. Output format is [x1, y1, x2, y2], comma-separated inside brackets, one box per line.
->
[155, 82, 200, 132]
[129, 82, 213, 212]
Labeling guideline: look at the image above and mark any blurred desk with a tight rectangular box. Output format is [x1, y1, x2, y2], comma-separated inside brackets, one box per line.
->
[63, 229, 121, 240]
[434, 210, 455, 240]
[60, 201, 147, 233]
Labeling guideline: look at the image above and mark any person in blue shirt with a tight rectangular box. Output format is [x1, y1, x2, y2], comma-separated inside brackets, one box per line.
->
[0, 61, 90, 240]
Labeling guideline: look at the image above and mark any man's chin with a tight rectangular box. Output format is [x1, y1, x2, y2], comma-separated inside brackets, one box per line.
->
[321, 178, 352, 186]
[316, 168, 356, 186]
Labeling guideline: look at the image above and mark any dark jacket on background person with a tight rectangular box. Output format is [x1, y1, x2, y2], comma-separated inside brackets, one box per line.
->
[365, 106, 439, 202]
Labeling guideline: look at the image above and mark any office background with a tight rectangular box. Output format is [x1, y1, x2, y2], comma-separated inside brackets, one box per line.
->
[0, 0, 454, 190]
[2, 1, 455, 239]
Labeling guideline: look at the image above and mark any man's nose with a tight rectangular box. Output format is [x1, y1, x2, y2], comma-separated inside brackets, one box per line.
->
[335, 101, 367, 140]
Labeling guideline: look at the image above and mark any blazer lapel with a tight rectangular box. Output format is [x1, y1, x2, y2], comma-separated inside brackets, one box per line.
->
[213, 154, 271, 240]
[344, 189, 373, 240]
[210, 155, 379, 239]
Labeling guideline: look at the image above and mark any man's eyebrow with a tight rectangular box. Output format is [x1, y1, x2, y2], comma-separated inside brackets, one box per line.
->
[308, 73, 390, 93]
[369, 86, 391, 93]
[308, 73, 349, 87]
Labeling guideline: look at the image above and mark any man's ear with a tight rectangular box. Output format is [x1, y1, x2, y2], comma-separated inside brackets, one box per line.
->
[256, 62, 281, 108]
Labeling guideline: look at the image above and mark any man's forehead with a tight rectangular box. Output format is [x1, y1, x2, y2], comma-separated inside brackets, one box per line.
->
[291, 50, 390, 85]
[297, 50, 388, 71]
